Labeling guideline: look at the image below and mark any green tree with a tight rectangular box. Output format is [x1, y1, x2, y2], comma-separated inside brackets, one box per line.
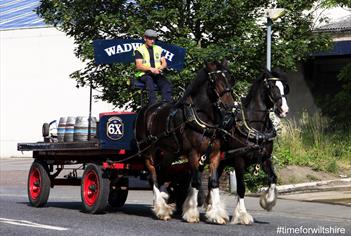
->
[324, 63, 351, 125]
[37, 0, 345, 109]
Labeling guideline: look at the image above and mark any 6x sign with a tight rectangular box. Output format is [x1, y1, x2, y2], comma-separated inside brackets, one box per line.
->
[106, 117, 124, 140]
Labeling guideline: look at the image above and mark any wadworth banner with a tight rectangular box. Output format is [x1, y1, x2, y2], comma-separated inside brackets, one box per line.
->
[93, 39, 186, 70]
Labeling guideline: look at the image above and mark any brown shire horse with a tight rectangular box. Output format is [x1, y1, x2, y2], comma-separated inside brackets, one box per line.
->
[135, 61, 235, 224]
[218, 70, 289, 224]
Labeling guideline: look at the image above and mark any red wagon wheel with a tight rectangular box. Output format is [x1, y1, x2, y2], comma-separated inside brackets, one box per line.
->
[27, 161, 51, 207]
[81, 163, 109, 214]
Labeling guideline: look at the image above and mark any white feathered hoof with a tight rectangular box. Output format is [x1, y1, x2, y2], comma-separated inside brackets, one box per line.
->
[182, 208, 200, 223]
[182, 187, 200, 223]
[205, 204, 229, 225]
[231, 211, 254, 225]
[153, 202, 175, 221]
[259, 188, 277, 211]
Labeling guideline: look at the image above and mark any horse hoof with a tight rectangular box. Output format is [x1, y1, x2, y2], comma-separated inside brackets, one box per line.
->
[206, 208, 229, 225]
[187, 217, 200, 223]
[183, 210, 200, 223]
[209, 217, 227, 225]
[231, 212, 254, 225]
[153, 202, 175, 221]
[259, 190, 277, 211]
[160, 215, 171, 221]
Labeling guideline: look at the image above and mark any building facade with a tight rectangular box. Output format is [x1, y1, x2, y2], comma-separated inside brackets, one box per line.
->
[1, 1, 114, 157]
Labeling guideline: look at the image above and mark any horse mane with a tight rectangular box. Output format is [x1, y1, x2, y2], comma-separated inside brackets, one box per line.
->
[177, 61, 230, 104]
[178, 67, 209, 103]
[242, 73, 265, 107]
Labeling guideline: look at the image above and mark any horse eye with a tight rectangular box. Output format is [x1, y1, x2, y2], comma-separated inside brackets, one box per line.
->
[283, 83, 289, 94]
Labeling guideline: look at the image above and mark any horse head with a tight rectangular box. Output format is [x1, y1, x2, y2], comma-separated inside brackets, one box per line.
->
[262, 70, 290, 118]
[204, 60, 236, 113]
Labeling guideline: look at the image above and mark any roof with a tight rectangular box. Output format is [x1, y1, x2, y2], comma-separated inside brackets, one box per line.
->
[0, 0, 48, 30]
[313, 40, 351, 57]
[316, 15, 351, 33]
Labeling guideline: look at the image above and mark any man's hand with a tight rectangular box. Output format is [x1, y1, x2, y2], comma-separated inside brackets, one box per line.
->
[150, 67, 161, 74]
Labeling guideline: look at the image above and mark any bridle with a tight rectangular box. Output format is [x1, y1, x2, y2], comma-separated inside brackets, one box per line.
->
[231, 77, 288, 144]
[208, 70, 235, 111]
[263, 77, 289, 108]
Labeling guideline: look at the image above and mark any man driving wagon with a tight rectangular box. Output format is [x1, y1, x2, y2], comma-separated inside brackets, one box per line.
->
[134, 29, 173, 105]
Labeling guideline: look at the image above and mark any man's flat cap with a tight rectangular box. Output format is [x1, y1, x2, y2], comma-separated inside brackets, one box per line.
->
[144, 29, 158, 38]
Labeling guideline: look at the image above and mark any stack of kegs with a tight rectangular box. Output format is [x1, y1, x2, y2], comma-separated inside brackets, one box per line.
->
[57, 116, 97, 142]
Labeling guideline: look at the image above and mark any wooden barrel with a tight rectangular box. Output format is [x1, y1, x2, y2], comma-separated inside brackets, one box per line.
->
[64, 116, 75, 142]
[73, 116, 97, 141]
[57, 117, 67, 142]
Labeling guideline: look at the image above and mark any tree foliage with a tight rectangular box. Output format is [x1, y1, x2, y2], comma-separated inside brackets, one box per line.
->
[325, 63, 351, 125]
[37, 0, 346, 109]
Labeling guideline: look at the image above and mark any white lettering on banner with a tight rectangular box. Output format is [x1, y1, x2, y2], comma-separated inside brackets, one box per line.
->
[104, 43, 142, 56]
[104, 43, 177, 61]
[163, 49, 175, 62]
[104, 46, 116, 56]
[116, 45, 124, 53]
[123, 43, 133, 52]
[132, 43, 143, 51]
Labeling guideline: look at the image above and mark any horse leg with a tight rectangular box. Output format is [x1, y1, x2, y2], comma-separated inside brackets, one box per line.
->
[205, 151, 229, 224]
[231, 158, 254, 225]
[182, 152, 201, 223]
[259, 157, 278, 211]
[145, 157, 175, 220]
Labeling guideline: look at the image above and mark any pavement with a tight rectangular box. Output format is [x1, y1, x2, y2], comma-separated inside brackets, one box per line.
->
[2, 157, 350, 206]
[258, 178, 351, 207]
[0, 158, 350, 236]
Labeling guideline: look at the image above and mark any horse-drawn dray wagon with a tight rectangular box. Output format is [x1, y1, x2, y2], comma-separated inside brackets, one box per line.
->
[18, 111, 149, 214]
[18, 37, 290, 224]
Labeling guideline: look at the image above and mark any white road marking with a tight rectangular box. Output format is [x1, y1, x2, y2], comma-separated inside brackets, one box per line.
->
[0, 218, 69, 231]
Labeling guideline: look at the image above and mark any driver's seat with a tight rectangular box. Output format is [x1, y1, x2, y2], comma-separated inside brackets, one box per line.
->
[129, 77, 159, 106]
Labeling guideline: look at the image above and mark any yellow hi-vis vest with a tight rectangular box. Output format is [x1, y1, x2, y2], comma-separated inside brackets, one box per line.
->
[135, 44, 163, 77]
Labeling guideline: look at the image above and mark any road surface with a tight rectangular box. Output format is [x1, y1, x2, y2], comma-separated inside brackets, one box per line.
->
[0, 158, 350, 236]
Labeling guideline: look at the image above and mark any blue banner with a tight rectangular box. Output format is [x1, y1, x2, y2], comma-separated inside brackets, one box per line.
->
[93, 39, 186, 70]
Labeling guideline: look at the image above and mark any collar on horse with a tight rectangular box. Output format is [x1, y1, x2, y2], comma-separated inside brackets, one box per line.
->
[183, 101, 219, 137]
[235, 96, 277, 144]
[180, 69, 234, 137]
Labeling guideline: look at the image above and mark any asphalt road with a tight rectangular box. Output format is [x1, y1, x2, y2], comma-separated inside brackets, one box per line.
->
[0, 158, 350, 236]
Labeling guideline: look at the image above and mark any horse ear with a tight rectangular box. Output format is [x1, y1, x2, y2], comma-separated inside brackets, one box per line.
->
[205, 61, 217, 72]
[221, 59, 229, 69]
[271, 68, 285, 79]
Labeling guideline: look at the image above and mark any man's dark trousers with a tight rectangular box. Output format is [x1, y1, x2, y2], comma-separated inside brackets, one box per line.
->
[139, 74, 172, 104]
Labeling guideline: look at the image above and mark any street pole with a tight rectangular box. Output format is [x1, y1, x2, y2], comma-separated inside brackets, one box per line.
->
[266, 17, 273, 71]
[88, 79, 92, 141]
[264, 8, 285, 71]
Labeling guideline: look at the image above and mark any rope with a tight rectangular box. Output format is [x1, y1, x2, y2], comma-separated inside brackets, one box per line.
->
[113, 144, 153, 163]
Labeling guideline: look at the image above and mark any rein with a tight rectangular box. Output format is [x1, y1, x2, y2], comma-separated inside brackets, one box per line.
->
[236, 100, 277, 143]
[208, 70, 233, 110]
[182, 69, 235, 135]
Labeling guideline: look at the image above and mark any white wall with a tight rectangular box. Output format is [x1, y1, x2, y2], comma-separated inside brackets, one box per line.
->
[0, 27, 115, 158]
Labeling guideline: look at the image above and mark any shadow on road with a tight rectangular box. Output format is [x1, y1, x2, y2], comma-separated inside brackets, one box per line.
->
[17, 201, 157, 218]
[253, 219, 270, 225]
[17, 201, 272, 225]
[107, 203, 152, 217]
[17, 201, 83, 211]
